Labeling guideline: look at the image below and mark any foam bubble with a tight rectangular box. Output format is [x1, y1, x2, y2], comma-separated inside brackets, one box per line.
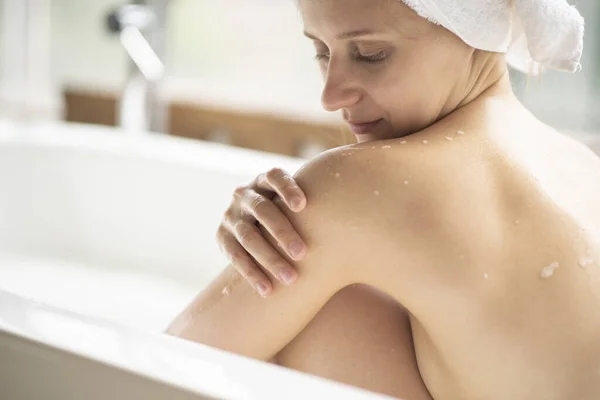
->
[579, 258, 594, 268]
[541, 262, 560, 278]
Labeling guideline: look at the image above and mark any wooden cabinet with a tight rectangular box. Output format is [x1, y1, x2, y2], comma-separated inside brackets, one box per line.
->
[63, 88, 352, 158]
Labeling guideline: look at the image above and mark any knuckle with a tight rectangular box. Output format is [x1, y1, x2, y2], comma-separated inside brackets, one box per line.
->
[233, 186, 247, 198]
[266, 168, 284, 181]
[235, 222, 256, 245]
[250, 196, 270, 214]
[223, 207, 237, 226]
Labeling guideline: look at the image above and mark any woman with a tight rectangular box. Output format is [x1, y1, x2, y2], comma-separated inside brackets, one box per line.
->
[166, 1, 599, 399]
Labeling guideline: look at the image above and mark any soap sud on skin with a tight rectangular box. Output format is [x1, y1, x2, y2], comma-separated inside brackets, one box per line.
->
[457, 130, 465, 135]
[422, 140, 428, 144]
[445, 136, 453, 141]
[404, 180, 409, 185]
[541, 262, 560, 278]
[382, 145, 391, 149]
[222, 286, 231, 296]
[400, 141, 407, 144]
[579, 258, 594, 268]
[484, 273, 489, 279]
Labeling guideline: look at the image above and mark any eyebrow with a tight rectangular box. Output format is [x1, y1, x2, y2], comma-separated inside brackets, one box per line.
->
[303, 29, 379, 41]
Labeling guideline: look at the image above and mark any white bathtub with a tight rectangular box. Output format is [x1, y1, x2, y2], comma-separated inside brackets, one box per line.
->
[0, 120, 394, 400]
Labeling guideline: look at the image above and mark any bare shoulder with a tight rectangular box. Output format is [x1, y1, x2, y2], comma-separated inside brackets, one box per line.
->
[288, 138, 461, 233]
[289, 143, 431, 219]
[277, 145, 394, 250]
[278, 143, 451, 284]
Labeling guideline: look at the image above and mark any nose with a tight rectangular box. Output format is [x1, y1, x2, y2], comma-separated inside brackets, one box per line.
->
[320, 63, 361, 113]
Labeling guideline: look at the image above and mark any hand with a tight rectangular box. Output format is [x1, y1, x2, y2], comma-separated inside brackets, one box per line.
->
[216, 168, 307, 297]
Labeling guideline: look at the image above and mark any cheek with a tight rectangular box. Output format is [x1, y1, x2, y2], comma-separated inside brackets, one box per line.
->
[367, 67, 423, 110]
[368, 71, 441, 130]
[373, 53, 453, 110]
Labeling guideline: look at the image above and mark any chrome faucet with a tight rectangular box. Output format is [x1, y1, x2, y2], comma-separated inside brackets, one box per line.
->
[106, 0, 170, 134]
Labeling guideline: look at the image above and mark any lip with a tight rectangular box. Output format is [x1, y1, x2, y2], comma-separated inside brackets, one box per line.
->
[347, 119, 383, 135]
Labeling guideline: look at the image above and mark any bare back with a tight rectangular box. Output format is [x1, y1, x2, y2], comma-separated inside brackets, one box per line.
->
[353, 96, 600, 400]
[167, 91, 600, 400]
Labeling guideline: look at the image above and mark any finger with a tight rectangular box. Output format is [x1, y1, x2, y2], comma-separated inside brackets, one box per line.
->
[221, 232, 272, 297]
[232, 185, 250, 201]
[257, 168, 307, 212]
[222, 205, 256, 233]
[233, 220, 298, 286]
[241, 192, 307, 260]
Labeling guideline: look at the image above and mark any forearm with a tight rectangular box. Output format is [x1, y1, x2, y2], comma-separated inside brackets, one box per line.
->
[164, 262, 340, 361]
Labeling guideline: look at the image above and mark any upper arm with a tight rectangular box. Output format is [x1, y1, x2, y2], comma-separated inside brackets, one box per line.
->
[165, 149, 363, 361]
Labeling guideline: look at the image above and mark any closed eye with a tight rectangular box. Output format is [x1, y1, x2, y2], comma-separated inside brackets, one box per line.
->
[354, 50, 387, 64]
[314, 50, 387, 64]
[314, 53, 330, 62]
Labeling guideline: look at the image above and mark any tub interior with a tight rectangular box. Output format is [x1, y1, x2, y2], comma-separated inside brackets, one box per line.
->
[0, 121, 303, 331]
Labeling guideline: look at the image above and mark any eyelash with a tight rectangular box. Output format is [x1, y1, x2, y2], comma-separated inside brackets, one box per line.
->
[314, 50, 387, 64]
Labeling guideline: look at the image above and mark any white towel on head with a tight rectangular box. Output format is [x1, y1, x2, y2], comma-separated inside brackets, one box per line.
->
[400, 0, 584, 74]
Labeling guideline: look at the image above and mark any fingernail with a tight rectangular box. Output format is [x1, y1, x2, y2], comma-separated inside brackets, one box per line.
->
[280, 269, 297, 285]
[256, 283, 268, 297]
[290, 197, 303, 210]
[289, 241, 305, 259]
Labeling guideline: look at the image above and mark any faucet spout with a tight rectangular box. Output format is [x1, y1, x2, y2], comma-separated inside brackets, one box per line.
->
[106, 1, 170, 134]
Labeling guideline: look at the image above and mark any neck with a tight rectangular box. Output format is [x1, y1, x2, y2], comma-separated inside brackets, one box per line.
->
[461, 56, 514, 106]
[396, 53, 514, 141]
[442, 53, 514, 120]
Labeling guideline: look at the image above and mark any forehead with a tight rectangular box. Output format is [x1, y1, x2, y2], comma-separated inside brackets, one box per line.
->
[300, 0, 390, 26]
[299, 0, 427, 38]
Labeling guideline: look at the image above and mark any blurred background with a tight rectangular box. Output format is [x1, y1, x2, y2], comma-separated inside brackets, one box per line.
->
[0, 0, 598, 158]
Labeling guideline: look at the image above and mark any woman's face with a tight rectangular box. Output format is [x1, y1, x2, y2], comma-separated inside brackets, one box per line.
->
[300, 0, 476, 143]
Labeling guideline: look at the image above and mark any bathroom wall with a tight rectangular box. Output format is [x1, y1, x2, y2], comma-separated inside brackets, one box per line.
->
[50, 0, 329, 123]
[510, 0, 599, 132]
[48, 0, 600, 132]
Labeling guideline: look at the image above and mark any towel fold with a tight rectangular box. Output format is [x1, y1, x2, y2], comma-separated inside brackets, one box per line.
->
[400, 0, 584, 74]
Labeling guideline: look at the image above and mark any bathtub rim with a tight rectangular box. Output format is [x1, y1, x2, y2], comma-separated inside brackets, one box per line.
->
[0, 288, 393, 400]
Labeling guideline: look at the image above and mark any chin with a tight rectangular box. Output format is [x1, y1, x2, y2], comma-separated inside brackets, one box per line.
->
[354, 133, 378, 143]
[354, 129, 398, 143]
